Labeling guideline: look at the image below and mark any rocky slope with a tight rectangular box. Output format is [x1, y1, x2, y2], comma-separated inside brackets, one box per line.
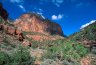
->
[69, 21, 96, 51]
[0, 4, 64, 46]
[0, 3, 96, 65]
[70, 21, 96, 41]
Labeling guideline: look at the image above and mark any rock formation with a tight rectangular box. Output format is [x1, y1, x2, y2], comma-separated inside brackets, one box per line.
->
[0, 3, 64, 46]
[0, 3, 8, 20]
[14, 13, 64, 36]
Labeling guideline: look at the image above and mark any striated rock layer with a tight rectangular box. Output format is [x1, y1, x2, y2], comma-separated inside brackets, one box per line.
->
[14, 13, 64, 36]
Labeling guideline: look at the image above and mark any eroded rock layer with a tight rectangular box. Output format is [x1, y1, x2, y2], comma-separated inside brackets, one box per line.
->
[14, 13, 64, 36]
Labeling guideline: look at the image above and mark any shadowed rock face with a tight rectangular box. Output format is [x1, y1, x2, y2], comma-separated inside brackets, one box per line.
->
[14, 13, 64, 36]
[0, 3, 8, 20]
[44, 19, 64, 36]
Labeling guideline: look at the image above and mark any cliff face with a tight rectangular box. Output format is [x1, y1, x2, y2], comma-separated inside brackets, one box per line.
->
[14, 13, 64, 36]
[0, 3, 64, 43]
[0, 3, 8, 20]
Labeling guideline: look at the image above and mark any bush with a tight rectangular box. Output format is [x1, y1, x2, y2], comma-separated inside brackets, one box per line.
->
[43, 40, 88, 61]
[62, 60, 81, 65]
[3, 36, 10, 44]
[2, 35, 16, 49]
[0, 17, 4, 23]
[11, 45, 35, 65]
[0, 45, 35, 65]
[31, 41, 40, 48]
[0, 51, 11, 65]
[41, 59, 57, 65]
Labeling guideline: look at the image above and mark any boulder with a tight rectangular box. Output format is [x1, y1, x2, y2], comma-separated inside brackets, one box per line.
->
[22, 39, 31, 47]
[6, 26, 15, 35]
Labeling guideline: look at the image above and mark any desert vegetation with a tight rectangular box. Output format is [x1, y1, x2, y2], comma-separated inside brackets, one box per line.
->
[0, 45, 35, 65]
[0, 7, 96, 65]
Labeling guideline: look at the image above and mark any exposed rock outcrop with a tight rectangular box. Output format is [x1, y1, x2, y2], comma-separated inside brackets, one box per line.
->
[22, 39, 31, 47]
[0, 3, 8, 20]
[81, 56, 91, 65]
[14, 13, 64, 36]
[0, 3, 64, 46]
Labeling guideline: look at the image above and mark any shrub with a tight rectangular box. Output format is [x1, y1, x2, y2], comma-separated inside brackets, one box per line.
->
[0, 17, 4, 23]
[11, 45, 35, 65]
[31, 41, 40, 48]
[3, 36, 10, 44]
[43, 40, 88, 61]
[0, 45, 35, 65]
[2, 36, 16, 49]
[0, 51, 11, 65]
[62, 60, 81, 65]
[41, 59, 57, 65]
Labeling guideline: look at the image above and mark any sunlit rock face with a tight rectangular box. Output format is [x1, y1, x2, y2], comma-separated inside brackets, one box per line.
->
[0, 3, 8, 20]
[14, 13, 64, 36]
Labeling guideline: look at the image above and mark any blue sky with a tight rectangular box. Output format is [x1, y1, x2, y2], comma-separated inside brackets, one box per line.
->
[0, 0, 96, 36]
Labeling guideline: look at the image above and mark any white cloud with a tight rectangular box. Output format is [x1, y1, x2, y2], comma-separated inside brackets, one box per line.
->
[56, 0, 64, 3]
[10, 0, 24, 3]
[52, 14, 63, 20]
[58, 14, 63, 19]
[18, 5, 26, 12]
[34, 7, 45, 19]
[40, 0, 64, 7]
[37, 12, 45, 19]
[80, 20, 96, 29]
[34, 8, 43, 12]
[39, 8, 43, 12]
[52, 15, 57, 20]
[52, 0, 64, 7]
[9, 0, 25, 12]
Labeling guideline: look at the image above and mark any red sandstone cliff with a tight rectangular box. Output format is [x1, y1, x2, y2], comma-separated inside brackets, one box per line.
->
[14, 13, 64, 36]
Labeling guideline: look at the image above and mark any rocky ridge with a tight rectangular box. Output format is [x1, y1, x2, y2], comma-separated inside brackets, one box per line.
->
[14, 13, 64, 36]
